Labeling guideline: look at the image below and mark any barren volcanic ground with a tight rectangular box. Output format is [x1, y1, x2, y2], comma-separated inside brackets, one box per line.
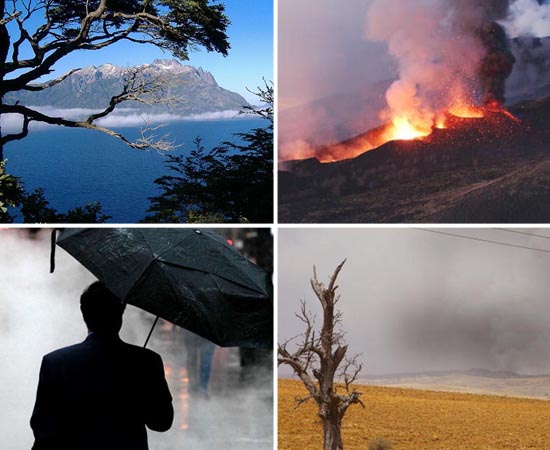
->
[278, 379, 550, 450]
[279, 98, 550, 223]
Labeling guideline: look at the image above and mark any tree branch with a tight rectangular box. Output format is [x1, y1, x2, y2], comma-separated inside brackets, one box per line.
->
[0, 104, 173, 151]
[21, 67, 80, 91]
[0, 114, 30, 145]
[0, 10, 20, 26]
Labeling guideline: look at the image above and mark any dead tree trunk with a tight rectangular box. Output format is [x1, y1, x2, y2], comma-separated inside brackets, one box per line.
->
[322, 409, 344, 450]
[279, 260, 363, 450]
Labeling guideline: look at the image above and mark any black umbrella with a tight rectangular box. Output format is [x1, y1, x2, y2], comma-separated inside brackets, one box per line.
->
[54, 228, 273, 348]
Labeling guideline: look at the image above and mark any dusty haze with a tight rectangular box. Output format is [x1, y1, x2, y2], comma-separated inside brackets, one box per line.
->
[279, 228, 550, 376]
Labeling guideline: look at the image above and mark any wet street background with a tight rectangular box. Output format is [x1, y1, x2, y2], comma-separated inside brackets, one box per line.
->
[143, 319, 273, 450]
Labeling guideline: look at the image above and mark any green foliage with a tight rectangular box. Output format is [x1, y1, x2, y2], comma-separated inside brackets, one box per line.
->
[0, 160, 23, 222]
[49, 0, 150, 28]
[20, 188, 62, 223]
[20, 188, 111, 224]
[64, 202, 112, 224]
[47, 0, 230, 59]
[368, 437, 393, 450]
[144, 80, 273, 223]
[158, 0, 230, 59]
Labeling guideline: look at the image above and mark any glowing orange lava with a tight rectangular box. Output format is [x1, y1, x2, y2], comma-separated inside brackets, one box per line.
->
[388, 116, 431, 141]
[485, 100, 522, 123]
[284, 99, 522, 164]
[435, 114, 447, 129]
[448, 105, 485, 119]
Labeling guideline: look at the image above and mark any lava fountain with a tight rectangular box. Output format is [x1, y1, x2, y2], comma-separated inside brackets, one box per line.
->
[302, 0, 520, 163]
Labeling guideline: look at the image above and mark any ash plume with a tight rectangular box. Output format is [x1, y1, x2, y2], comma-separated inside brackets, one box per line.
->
[365, 0, 517, 130]
[478, 21, 516, 104]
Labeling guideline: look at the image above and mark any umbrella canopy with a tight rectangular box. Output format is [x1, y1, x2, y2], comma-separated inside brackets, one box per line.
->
[56, 228, 273, 348]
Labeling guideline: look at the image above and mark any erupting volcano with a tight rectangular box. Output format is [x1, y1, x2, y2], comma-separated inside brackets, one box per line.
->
[289, 0, 522, 164]
[279, 0, 550, 223]
[279, 96, 550, 223]
[310, 101, 522, 163]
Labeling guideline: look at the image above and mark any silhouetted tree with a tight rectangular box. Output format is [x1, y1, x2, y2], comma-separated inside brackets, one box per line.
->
[0, 0, 229, 156]
[0, 0, 229, 222]
[144, 80, 273, 223]
[278, 260, 363, 450]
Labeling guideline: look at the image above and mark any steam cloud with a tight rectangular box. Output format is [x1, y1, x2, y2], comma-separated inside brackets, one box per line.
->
[504, 0, 550, 38]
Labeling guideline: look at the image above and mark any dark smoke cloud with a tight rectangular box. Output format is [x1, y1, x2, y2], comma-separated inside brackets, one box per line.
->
[449, 0, 516, 104]
[479, 21, 516, 104]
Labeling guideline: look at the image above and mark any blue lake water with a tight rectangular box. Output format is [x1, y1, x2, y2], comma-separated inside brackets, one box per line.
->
[5, 118, 264, 223]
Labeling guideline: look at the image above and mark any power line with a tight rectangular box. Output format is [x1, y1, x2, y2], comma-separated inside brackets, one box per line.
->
[415, 228, 550, 254]
[492, 228, 550, 239]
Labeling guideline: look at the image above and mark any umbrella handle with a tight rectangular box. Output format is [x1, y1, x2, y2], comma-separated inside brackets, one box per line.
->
[50, 229, 58, 273]
[143, 316, 160, 348]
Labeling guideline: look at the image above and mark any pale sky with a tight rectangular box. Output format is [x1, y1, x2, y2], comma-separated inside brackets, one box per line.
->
[278, 0, 394, 110]
[279, 228, 550, 376]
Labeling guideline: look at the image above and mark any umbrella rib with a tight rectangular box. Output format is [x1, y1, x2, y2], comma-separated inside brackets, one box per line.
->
[137, 229, 161, 262]
[156, 259, 270, 298]
[154, 233, 197, 262]
[152, 231, 269, 295]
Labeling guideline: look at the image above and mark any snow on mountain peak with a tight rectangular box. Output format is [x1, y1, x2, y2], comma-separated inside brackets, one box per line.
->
[74, 60, 216, 85]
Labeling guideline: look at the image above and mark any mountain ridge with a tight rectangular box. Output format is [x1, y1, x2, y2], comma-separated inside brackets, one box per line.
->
[4, 59, 247, 115]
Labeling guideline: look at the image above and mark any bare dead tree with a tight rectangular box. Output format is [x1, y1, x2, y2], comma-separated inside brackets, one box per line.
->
[278, 260, 364, 450]
[0, 0, 230, 158]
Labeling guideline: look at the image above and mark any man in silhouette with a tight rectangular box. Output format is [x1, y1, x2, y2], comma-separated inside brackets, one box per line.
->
[30, 281, 174, 450]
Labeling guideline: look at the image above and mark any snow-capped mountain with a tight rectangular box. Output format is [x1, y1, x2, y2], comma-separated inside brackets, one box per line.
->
[5, 59, 246, 115]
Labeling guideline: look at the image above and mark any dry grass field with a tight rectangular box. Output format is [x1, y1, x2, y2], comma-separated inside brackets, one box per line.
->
[278, 379, 550, 450]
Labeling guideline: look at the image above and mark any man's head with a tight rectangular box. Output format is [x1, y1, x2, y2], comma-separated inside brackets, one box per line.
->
[80, 281, 126, 334]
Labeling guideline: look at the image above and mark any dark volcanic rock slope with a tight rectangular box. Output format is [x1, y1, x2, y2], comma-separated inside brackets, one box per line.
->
[279, 98, 550, 223]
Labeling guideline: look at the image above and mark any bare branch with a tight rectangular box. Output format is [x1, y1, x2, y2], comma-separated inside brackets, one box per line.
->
[295, 394, 315, 409]
[0, 11, 21, 26]
[0, 115, 30, 145]
[0, 104, 174, 152]
[21, 68, 81, 91]
[328, 259, 347, 293]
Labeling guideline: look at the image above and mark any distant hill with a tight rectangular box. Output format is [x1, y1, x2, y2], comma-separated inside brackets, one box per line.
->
[4, 59, 248, 115]
[362, 368, 550, 399]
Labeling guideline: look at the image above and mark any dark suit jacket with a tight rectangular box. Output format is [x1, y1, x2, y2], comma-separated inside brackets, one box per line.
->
[30, 333, 173, 450]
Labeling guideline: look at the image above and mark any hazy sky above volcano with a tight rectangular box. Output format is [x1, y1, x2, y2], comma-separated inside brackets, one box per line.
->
[278, 0, 550, 111]
[279, 228, 550, 376]
[278, 0, 394, 110]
